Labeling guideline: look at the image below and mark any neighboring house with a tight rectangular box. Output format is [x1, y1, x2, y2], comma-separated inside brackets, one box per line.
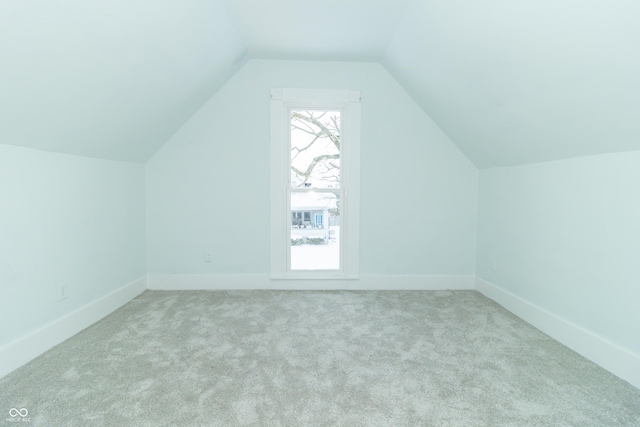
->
[292, 210, 325, 228]
[290, 192, 339, 243]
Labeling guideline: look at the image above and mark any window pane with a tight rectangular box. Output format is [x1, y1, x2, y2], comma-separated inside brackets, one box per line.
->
[290, 110, 341, 189]
[290, 191, 340, 270]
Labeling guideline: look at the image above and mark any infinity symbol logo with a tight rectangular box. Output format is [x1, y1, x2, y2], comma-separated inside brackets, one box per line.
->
[9, 408, 28, 417]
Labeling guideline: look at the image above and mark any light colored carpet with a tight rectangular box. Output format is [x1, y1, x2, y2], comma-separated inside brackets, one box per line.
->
[1, 290, 639, 426]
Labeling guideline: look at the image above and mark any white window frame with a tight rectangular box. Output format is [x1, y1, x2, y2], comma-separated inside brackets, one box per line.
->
[270, 88, 361, 279]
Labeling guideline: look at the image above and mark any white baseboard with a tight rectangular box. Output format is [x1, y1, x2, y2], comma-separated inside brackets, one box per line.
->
[147, 274, 475, 291]
[475, 277, 640, 390]
[356, 275, 474, 290]
[0, 276, 147, 380]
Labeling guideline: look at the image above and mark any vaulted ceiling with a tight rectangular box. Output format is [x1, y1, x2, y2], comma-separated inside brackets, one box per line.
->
[2, 0, 639, 167]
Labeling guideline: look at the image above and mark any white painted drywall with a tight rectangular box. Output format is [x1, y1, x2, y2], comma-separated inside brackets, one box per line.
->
[0, 0, 246, 163]
[221, 0, 408, 61]
[0, 145, 146, 347]
[146, 59, 478, 276]
[476, 151, 640, 356]
[384, 0, 640, 168]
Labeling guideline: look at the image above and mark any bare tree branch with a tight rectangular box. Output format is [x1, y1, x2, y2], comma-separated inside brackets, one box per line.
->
[291, 123, 317, 136]
[292, 111, 340, 150]
[291, 133, 322, 161]
[291, 153, 339, 187]
[289, 110, 341, 188]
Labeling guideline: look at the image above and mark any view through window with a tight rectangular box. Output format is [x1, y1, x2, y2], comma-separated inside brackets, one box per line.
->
[289, 110, 342, 270]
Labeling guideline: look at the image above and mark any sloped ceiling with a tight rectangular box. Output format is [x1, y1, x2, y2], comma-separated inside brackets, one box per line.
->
[0, 0, 246, 163]
[2, 0, 639, 167]
[220, 0, 409, 61]
[384, 0, 640, 168]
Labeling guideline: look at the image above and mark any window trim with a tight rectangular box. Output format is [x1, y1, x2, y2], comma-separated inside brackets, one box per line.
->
[270, 88, 361, 279]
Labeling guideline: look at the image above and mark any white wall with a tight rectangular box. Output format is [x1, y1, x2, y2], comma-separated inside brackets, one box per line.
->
[0, 145, 146, 348]
[477, 151, 640, 357]
[146, 59, 478, 277]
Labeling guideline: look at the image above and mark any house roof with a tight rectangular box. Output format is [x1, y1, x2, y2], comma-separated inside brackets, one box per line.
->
[291, 192, 338, 211]
[2, 0, 639, 167]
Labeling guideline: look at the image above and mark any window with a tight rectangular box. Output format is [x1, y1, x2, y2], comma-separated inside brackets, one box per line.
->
[270, 89, 361, 279]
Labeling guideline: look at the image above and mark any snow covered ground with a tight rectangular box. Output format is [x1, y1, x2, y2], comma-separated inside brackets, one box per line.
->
[290, 227, 340, 270]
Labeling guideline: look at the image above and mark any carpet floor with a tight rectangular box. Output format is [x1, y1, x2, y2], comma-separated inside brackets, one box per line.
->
[1, 290, 639, 426]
